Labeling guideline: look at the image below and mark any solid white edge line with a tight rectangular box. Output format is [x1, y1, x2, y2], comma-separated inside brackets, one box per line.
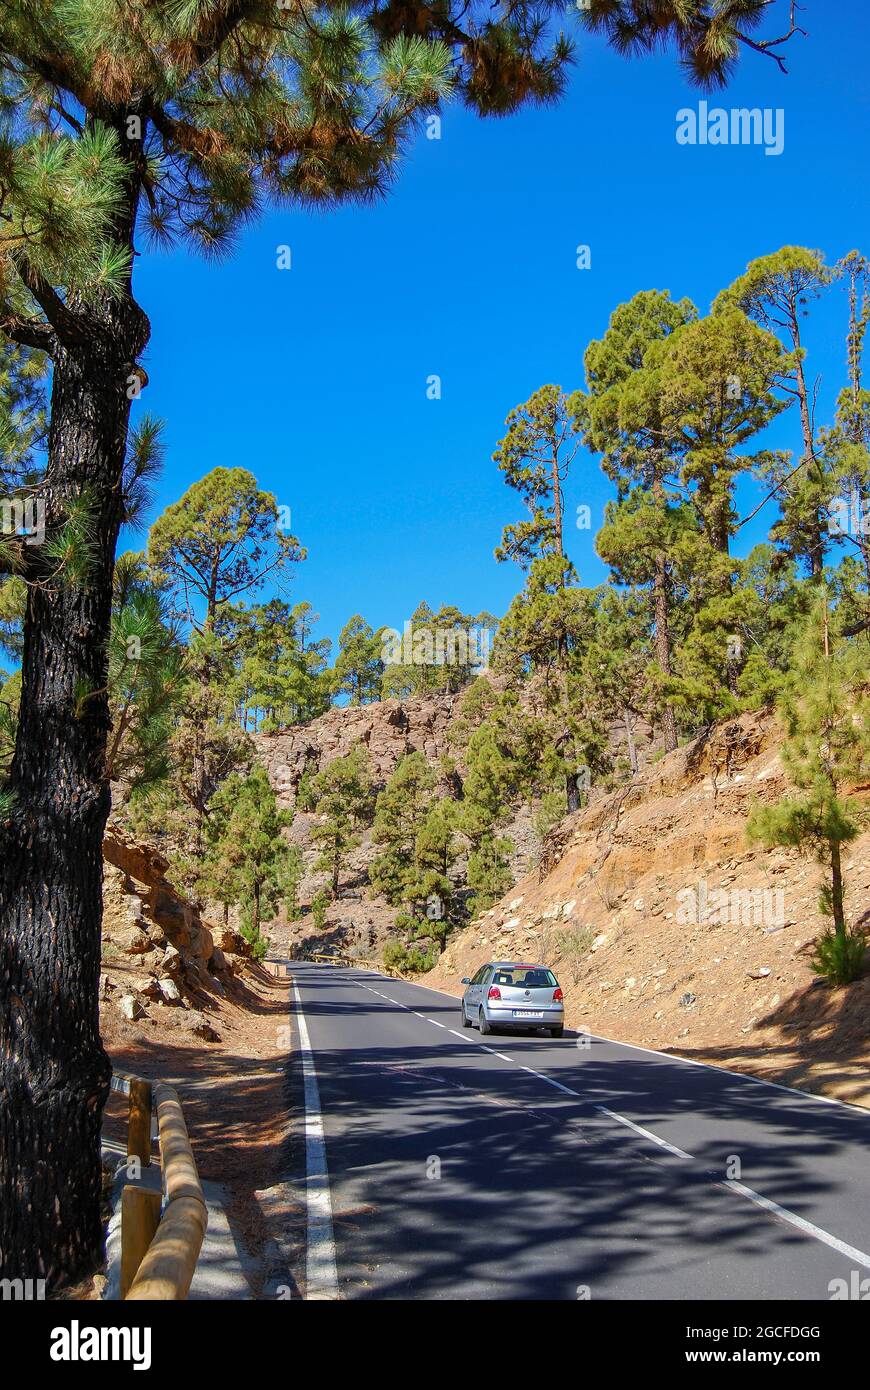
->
[724, 1179, 870, 1271]
[293, 982, 339, 1301]
[588, 1030, 870, 1116]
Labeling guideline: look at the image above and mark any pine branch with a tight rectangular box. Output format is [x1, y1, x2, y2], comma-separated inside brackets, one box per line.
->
[12, 253, 87, 344]
[0, 312, 54, 352]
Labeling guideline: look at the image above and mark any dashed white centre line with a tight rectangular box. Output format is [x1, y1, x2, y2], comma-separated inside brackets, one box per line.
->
[724, 1180, 870, 1270]
[307, 966, 870, 1276]
[596, 1105, 692, 1159]
[520, 1065, 579, 1097]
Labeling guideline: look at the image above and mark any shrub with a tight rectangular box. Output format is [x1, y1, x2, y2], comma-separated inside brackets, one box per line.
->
[310, 889, 329, 931]
[811, 929, 866, 987]
[383, 938, 437, 974]
[239, 908, 270, 962]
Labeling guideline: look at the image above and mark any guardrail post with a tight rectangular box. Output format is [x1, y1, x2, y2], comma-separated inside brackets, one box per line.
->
[128, 1078, 153, 1169]
[120, 1186, 162, 1299]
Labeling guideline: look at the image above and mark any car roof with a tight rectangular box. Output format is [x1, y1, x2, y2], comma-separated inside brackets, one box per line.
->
[488, 961, 549, 970]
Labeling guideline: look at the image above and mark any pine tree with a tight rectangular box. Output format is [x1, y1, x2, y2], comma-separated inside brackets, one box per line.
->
[715, 248, 836, 579]
[148, 468, 301, 837]
[310, 744, 374, 898]
[370, 751, 435, 903]
[747, 602, 870, 984]
[334, 615, 384, 705]
[0, 0, 804, 1291]
[827, 251, 870, 603]
[227, 598, 332, 730]
[201, 763, 294, 941]
[494, 385, 578, 569]
[573, 288, 697, 751]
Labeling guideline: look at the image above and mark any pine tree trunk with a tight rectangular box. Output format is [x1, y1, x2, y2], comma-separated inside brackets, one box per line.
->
[0, 306, 146, 1287]
[654, 550, 677, 753]
[252, 881, 261, 936]
[623, 707, 639, 776]
[792, 316, 825, 580]
[830, 838, 846, 937]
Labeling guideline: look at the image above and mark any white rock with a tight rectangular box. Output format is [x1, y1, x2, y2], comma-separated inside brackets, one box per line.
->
[119, 994, 145, 1022]
[158, 976, 182, 1004]
[562, 900, 576, 918]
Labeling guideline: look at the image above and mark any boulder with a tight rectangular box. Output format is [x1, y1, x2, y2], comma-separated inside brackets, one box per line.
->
[119, 994, 145, 1022]
[157, 976, 182, 1005]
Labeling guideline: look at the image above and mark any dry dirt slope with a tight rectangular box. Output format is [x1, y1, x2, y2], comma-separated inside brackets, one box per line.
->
[427, 711, 870, 1109]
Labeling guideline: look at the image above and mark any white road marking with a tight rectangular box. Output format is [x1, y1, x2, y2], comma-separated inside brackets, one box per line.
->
[521, 1065, 579, 1097]
[724, 1179, 870, 1271]
[293, 983, 339, 1300]
[596, 1105, 693, 1159]
[307, 964, 870, 1274]
[585, 1031, 870, 1116]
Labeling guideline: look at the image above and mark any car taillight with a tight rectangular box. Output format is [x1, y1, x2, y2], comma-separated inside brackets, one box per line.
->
[488, 985, 501, 1000]
[553, 988, 563, 1002]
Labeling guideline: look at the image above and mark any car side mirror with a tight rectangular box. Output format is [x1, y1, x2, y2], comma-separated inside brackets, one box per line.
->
[461, 977, 471, 985]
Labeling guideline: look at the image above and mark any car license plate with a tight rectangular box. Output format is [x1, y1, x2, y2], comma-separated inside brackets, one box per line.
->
[513, 1009, 543, 1018]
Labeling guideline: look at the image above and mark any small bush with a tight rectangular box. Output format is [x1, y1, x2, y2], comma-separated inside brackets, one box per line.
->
[239, 910, 270, 962]
[310, 889, 329, 931]
[383, 938, 437, 975]
[811, 929, 866, 986]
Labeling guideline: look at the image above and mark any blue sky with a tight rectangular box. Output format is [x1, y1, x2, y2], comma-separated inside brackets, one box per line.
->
[129, 2, 869, 653]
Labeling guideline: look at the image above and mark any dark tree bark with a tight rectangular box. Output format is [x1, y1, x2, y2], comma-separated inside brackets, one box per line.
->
[829, 838, 846, 938]
[0, 160, 149, 1288]
[653, 550, 678, 754]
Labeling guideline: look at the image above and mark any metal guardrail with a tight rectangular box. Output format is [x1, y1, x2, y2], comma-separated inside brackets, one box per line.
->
[295, 949, 403, 978]
[114, 1071, 208, 1300]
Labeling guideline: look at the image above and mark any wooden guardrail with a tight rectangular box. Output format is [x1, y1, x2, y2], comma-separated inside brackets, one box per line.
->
[112, 1071, 208, 1300]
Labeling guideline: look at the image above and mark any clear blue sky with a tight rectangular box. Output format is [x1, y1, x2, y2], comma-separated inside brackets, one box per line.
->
[129, 2, 869, 653]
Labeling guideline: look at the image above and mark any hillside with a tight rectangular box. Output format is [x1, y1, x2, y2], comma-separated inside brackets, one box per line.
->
[425, 711, 870, 1107]
[256, 682, 542, 954]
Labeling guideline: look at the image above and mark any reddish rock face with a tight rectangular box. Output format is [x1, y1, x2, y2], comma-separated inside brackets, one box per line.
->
[253, 689, 476, 809]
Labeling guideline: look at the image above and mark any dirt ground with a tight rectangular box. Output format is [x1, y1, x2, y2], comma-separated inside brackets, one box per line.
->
[102, 959, 293, 1286]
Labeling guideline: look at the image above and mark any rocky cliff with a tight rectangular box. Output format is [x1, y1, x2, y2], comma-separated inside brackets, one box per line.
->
[100, 822, 254, 1044]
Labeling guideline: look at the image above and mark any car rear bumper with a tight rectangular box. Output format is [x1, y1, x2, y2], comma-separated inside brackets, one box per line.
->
[484, 1004, 564, 1029]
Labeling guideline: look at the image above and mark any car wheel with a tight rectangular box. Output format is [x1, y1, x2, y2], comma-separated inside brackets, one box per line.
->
[549, 1026, 564, 1039]
[479, 1008, 492, 1035]
[461, 1000, 472, 1027]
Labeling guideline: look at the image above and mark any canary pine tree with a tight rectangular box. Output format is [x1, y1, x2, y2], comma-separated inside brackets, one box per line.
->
[0, 0, 801, 1290]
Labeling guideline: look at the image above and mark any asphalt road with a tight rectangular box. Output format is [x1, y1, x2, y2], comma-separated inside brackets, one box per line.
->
[287, 960, 870, 1301]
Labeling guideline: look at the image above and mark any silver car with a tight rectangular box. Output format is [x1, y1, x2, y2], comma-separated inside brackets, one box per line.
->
[460, 961, 564, 1037]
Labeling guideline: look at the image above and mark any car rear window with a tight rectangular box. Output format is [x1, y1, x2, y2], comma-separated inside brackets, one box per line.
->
[491, 968, 558, 988]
